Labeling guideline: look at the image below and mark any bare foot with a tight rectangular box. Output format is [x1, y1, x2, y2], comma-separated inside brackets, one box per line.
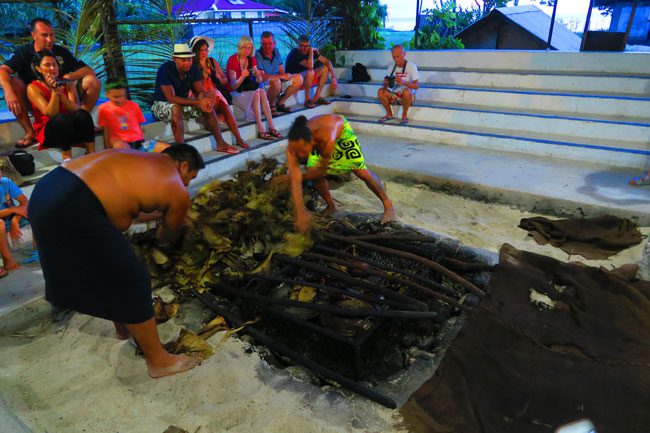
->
[3, 259, 19, 271]
[147, 353, 202, 378]
[380, 206, 396, 225]
[320, 205, 338, 217]
[113, 322, 131, 340]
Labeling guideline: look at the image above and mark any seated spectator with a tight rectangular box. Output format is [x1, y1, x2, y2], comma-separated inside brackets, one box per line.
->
[226, 36, 282, 141]
[98, 82, 170, 152]
[285, 35, 337, 109]
[189, 36, 249, 149]
[152, 43, 239, 154]
[378, 45, 419, 125]
[255, 31, 303, 114]
[629, 171, 650, 186]
[27, 50, 95, 161]
[0, 18, 100, 149]
[0, 165, 29, 277]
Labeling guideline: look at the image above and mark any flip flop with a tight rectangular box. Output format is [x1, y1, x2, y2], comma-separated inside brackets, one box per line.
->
[400, 118, 409, 125]
[236, 140, 250, 149]
[304, 100, 316, 109]
[216, 145, 239, 154]
[0, 267, 7, 278]
[257, 131, 274, 140]
[23, 250, 40, 265]
[378, 116, 394, 123]
[276, 103, 292, 113]
[15, 137, 37, 148]
[315, 98, 331, 105]
[629, 174, 650, 186]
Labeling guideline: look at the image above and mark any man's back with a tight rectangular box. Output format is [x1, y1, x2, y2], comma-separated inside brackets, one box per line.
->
[63, 149, 187, 231]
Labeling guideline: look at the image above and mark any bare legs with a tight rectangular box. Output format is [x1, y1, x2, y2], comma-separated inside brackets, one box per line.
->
[377, 88, 414, 122]
[252, 89, 276, 135]
[170, 104, 184, 144]
[306, 167, 396, 224]
[78, 74, 101, 113]
[312, 66, 328, 102]
[8, 77, 35, 145]
[378, 88, 394, 120]
[124, 317, 201, 378]
[0, 222, 18, 271]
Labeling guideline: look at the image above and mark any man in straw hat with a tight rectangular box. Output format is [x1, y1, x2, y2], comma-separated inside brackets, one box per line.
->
[152, 43, 239, 154]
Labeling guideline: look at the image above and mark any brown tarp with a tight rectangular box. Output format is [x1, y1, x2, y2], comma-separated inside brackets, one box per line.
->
[518, 215, 643, 259]
[401, 244, 650, 433]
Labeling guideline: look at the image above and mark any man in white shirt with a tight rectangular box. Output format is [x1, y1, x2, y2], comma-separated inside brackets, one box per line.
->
[377, 45, 419, 125]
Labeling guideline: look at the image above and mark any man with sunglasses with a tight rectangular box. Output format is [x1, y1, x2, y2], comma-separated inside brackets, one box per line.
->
[285, 35, 337, 109]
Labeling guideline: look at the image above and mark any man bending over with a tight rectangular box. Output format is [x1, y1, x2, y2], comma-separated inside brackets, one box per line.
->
[284, 114, 395, 232]
[29, 134, 204, 378]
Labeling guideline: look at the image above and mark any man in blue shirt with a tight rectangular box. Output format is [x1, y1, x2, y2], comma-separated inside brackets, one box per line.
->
[285, 35, 337, 109]
[0, 168, 29, 277]
[151, 44, 239, 154]
[255, 31, 303, 114]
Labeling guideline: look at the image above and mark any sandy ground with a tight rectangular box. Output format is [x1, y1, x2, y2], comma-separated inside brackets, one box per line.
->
[0, 305, 407, 433]
[330, 179, 650, 274]
[1, 180, 648, 433]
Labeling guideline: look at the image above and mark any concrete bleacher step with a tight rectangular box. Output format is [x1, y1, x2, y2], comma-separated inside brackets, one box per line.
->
[337, 112, 649, 170]
[337, 50, 650, 76]
[334, 67, 650, 97]
[335, 82, 650, 120]
[351, 132, 650, 225]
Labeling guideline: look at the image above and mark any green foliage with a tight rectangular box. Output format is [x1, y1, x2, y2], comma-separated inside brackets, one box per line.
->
[279, 0, 335, 52]
[409, 2, 465, 50]
[325, 0, 387, 50]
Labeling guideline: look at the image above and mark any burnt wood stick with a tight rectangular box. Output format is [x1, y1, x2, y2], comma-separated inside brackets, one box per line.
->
[250, 275, 418, 310]
[302, 252, 473, 313]
[273, 254, 429, 311]
[318, 232, 487, 298]
[313, 244, 460, 297]
[210, 283, 440, 319]
[193, 290, 398, 409]
[440, 257, 496, 273]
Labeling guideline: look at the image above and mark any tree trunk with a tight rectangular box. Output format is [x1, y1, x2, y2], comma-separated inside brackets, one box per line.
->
[98, 0, 127, 83]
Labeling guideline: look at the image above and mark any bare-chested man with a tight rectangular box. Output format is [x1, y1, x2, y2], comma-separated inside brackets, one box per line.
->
[28, 135, 204, 378]
[284, 114, 395, 232]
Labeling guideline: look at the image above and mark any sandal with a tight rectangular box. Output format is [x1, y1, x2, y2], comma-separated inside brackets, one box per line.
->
[0, 267, 7, 279]
[304, 99, 316, 109]
[269, 129, 283, 139]
[236, 140, 250, 149]
[257, 131, 274, 140]
[16, 136, 37, 148]
[378, 116, 394, 123]
[216, 145, 239, 154]
[271, 107, 279, 117]
[315, 98, 331, 105]
[400, 118, 409, 125]
[629, 174, 650, 186]
[276, 103, 292, 113]
[23, 250, 40, 265]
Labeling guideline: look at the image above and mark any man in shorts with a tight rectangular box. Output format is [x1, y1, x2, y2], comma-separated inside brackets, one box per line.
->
[283, 114, 395, 232]
[378, 45, 419, 125]
[255, 31, 303, 114]
[285, 35, 337, 109]
[29, 128, 205, 378]
[152, 43, 238, 154]
[0, 164, 29, 277]
[0, 18, 100, 148]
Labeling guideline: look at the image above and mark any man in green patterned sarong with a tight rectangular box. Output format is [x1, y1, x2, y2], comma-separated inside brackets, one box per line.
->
[284, 114, 395, 232]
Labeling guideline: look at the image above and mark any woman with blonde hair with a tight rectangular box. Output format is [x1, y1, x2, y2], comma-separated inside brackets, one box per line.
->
[190, 36, 249, 149]
[226, 36, 282, 140]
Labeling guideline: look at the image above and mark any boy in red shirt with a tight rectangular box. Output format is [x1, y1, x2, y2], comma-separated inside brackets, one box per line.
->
[98, 82, 170, 152]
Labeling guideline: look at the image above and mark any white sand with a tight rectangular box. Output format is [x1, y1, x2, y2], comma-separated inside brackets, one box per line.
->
[0, 312, 406, 433]
[330, 179, 649, 271]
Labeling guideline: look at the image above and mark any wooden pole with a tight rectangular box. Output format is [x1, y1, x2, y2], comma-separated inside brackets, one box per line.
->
[580, 0, 595, 51]
[622, 0, 640, 49]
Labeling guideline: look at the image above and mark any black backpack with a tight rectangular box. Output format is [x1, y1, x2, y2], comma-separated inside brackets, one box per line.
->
[8, 150, 35, 176]
[350, 63, 371, 82]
